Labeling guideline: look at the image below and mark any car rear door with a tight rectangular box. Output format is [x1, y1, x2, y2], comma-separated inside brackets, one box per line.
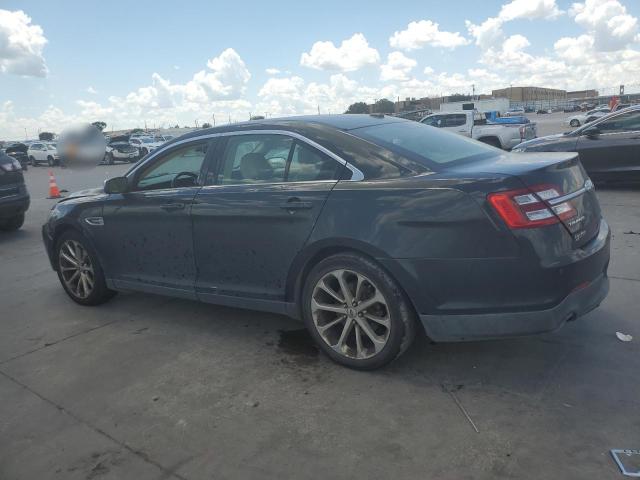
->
[98, 139, 213, 297]
[575, 109, 640, 182]
[191, 132, 345, 307]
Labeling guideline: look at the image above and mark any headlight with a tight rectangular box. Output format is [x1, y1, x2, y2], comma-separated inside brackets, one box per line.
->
[0, 158, 22, 171]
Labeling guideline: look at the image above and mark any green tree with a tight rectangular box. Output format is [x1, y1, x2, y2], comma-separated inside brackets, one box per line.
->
[345, 102, 369, 114]
[373, 99, 395, 114]
[130, 128, 144, 134]
[38, 131, 55, 141]
[91, 121, 107, 131]
[201, 122, 212, 128]
[447, 93, 472, 102]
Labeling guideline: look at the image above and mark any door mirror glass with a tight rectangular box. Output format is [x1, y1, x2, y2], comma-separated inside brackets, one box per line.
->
[104, 176, 129, 194]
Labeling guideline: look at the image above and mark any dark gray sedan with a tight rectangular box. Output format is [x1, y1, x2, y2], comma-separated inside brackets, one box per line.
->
[513, 105, 640, 183]
[42, 115, 610, 369]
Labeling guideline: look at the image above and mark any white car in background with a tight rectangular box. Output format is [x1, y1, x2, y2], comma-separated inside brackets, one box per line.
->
[27, 142, 60, 166]
[504, 107, 525, 117]
[129, 137, 163, 157]
[565, 109, 607, 127]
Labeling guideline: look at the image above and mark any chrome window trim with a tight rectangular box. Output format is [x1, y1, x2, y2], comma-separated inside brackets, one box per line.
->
[127, 129, 364, 182]
[546, 180, 593, 206]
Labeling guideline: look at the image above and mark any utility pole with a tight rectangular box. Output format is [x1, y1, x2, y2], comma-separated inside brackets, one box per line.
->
[228, 114, 231, 124]
[317, 105, 320, 115]
[472, 84, 475, 101]
[212, 113, 216, 126]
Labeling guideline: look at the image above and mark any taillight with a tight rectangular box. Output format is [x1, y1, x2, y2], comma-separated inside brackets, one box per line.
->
[488, 185, 576, 229]
[519, 125, 525, 140]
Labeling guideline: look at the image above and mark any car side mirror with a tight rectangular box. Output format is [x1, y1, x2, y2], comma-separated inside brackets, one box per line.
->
[104, 176, 129, 194]
[583, 126, 600, 137]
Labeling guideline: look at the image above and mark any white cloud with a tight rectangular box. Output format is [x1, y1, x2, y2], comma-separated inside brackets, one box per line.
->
[265, 67, 280, 75]
[300, 33, 380, 71]
[570, 0, 638, 51]
[389, 20, 469, 50]
[86, 86, 97, 94]
[0, 9, 47, 77]
[499, 0, 563, 21]
[380, 51, 417, 81]
[467, 0, 562, 49]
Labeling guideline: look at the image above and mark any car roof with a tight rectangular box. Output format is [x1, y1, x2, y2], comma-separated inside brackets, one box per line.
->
[178, 114, 410, 141]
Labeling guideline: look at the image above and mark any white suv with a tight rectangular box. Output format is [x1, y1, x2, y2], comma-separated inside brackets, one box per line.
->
[27, 142, 60, 166]
[129, 137, 163, 157]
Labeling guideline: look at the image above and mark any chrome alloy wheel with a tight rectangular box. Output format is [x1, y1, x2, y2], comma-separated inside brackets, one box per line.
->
[311, 269, 391, 360]
[59, 240, 95, 299]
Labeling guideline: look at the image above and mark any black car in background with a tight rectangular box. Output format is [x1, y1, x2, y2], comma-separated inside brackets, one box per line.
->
[42, 115, 609, 369]
[4, 143, 29, 170]
[513, 105, 640, 183]
[0, 150, 30, 231]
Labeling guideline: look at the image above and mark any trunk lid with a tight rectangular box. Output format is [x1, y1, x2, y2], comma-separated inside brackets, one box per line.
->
[451, 152, 601, 248]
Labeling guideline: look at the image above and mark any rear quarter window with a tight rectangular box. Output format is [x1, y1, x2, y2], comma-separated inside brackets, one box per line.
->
[352, 121, 496, 169]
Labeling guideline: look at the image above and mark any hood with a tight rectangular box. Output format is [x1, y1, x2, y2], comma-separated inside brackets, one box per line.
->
[5, 143, 28, 154]
[514, 133, 577, 151]
[59, 187, 104, 202]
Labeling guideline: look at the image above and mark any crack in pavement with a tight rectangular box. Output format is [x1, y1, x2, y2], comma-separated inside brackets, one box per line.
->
[0, 368, 190, 480]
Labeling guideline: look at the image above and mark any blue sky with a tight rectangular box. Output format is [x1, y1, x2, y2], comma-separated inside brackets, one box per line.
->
[1, 0, 639, 138]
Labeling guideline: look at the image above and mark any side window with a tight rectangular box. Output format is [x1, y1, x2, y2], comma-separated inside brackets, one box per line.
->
[421, 116, 441, 127]
[134, 142, 208, 191]
[218, 134, 292, 185]
[447, 114, 467, 127]
[287, 142, 342, 182]
[597, 111, 640, 133]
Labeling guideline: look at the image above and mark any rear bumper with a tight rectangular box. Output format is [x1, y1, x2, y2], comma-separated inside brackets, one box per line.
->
[420, 272, 609, 341]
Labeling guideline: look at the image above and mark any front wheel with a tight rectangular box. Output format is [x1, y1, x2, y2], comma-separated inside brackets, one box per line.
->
[0, 213, 25, 232]
[570, 119, 580, 127]
[55, 230, 117, 306]
[302, 253, 417, 370]
[29, 156, 37, 166]
[47, 156, 54, 167]
[107, 153, 114, 165]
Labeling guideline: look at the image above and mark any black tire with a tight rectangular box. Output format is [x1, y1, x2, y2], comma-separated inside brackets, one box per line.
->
[141, 148, 148, 157]
[478, 137, 502, 149]
[107, 153, 114, 165]
[55, 230, 117, 306]
[47, 156, 54, 167]
[302, 252, 417, 370]
[29, 156, 37, 166]
[0, 213, 25, 232]
[570, 119, 580, 127]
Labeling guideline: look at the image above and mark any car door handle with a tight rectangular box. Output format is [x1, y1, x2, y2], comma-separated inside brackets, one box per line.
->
[279, 199, 313, 211]
[160, 203, 185, 211]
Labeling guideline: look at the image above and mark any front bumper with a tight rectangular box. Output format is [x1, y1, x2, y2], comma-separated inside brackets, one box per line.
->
[419, 272, 609, 341]
[0, 188, 30, 218]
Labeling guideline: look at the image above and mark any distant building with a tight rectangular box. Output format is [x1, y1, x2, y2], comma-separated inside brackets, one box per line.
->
[440, 98, 510, 114]
[492, 86, 567, 102]
[567, 89, 599, 100]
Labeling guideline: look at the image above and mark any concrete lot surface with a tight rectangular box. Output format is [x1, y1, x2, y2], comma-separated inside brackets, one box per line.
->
[1, 153, 639, 479]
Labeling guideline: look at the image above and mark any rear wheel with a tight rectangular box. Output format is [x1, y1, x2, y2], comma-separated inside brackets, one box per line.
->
[0, 213, 25, 232]
[55, 230, 116, 306]
[570, 119, 580, 127]
[107, 153, 114, 165]
[29, 156, 37, 166]
[302, 253, 417, 370]
[47, 156, 54, 167]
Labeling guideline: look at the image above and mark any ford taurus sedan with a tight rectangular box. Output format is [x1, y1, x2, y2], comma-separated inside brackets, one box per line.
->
[42, 115, 610, 369]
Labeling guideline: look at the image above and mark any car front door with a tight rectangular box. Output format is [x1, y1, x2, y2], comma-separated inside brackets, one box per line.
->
[98, 140, 213, 298]
[575, 109, 640, 182]
[31, 144, 44, 163]
[191, 132, 346, 309]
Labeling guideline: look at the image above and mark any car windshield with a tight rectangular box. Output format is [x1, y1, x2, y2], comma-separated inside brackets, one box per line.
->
[352, 121, 497, 168]
[47, 144, 57, 150]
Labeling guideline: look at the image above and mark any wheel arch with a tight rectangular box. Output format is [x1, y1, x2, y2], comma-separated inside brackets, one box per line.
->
[285, 238, 423, 326]
[477, 136, 502, 148]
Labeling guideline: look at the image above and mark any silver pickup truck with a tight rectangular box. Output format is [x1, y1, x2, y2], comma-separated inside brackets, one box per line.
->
[420, 111, 537, 150]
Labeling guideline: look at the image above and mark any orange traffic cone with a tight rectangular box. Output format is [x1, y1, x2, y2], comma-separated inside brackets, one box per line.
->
[47, 170, 62, 199]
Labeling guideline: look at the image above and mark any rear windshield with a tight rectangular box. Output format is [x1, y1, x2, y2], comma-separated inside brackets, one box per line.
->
[352, 121, 497, 168]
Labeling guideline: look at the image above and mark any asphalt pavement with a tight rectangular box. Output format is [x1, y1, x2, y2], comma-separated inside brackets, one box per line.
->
[1, 129, 639, 479]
